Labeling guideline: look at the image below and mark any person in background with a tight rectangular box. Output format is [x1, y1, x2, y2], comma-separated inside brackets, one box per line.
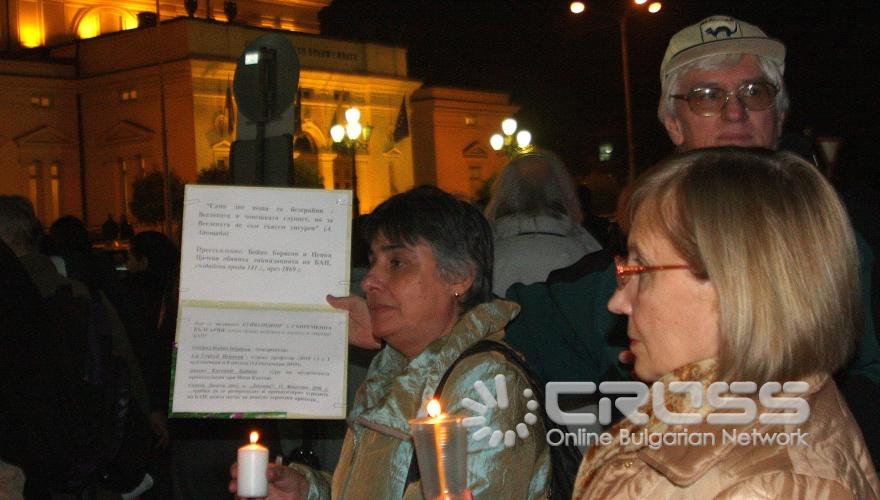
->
[574, 147, 879, 498]
[485, 150, 601, 296]
[230, 186, 550, 499]
[0, 197, 152, 497]
[575, 184, 613, 252]
[102, 213, 120, 240]
[119, 214, 135, 240]
[48, 215, 128, 314]
[123, 231, 179, 499]
[124, 232, 178, 446]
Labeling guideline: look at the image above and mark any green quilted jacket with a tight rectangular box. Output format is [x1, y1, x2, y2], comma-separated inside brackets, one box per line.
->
[293, 299, 551, 499]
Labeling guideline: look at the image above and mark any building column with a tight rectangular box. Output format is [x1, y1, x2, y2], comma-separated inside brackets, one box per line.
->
[317, 152, 336, 190]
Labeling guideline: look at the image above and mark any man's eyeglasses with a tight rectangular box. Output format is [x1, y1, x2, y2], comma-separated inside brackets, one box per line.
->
[614, 256, 691, 290]
[671, 82, 778, 116]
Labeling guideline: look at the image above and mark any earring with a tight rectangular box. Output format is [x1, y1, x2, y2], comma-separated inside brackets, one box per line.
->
[453, 291, 461, 298]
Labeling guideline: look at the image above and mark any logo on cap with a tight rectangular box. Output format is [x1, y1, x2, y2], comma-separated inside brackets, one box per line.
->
[701, 20, 740, 41]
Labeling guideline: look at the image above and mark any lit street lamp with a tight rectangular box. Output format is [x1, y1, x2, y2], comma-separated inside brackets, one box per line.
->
[571, 0, 661, 183]
[490, 118, 534, 157]
[330, 107, 372, 216]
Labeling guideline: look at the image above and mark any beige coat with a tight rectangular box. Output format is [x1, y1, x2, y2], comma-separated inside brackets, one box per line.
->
[574, 360, 880, 499]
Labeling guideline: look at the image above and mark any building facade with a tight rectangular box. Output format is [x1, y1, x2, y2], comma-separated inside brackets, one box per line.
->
[0, 0, 516, 229]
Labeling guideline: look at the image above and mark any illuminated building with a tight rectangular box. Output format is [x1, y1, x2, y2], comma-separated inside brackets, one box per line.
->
[0, 1, 516, 228]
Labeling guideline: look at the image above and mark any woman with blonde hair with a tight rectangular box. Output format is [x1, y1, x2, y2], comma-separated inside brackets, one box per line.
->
[574, 148, 879, 498]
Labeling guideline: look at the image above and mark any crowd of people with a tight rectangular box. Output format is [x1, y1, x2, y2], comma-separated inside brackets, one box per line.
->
[3, 12, 880, 500]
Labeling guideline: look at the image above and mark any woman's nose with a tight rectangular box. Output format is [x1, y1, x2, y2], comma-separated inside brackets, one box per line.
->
[608, 287, 632, 316]
[361, 268, 383, 293]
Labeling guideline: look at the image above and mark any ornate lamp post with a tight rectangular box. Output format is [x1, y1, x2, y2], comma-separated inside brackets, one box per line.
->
[330, 107, 372, 216]
[490, 118, 534, 157]
[570, 0, 662, 183]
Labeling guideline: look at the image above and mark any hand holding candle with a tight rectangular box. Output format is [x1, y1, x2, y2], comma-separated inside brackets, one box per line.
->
[237, 431, 269, 498]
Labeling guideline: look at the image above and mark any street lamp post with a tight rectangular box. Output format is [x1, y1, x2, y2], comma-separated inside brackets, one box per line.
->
[490, 118, 534, 157]
[571, 0, 661, 183]
[330, 107, 372, 216]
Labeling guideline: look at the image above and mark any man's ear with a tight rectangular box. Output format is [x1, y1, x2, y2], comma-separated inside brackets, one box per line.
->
[663, 114, 685, 146]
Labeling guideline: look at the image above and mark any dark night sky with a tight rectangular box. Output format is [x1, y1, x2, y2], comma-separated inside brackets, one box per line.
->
[319, 1, 880, 179]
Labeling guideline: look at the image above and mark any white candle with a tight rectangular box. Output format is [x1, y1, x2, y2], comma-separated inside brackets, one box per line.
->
[237, 431, 269, 498]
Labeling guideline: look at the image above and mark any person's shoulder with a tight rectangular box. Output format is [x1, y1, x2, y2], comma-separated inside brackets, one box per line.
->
[546, 249, 613, 284]
[439, 342, 537, 406]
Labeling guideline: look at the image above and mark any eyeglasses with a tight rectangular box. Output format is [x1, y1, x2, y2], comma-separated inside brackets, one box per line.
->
[671, 82, 778, 116]
[614, 256, 691, 290]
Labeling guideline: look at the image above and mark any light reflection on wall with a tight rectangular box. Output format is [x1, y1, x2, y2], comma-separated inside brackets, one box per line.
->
[77, 14, 100, 39]
[76, 7, 138, 39]
[20, 23, 43, 47]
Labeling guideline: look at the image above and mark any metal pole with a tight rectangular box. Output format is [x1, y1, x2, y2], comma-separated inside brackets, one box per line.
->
[350, 143, 360, 216]
[156, 0, 172, 237]
[620, 14, 636, 184]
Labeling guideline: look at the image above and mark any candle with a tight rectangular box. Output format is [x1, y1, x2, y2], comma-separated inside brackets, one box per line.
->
[237, 431, 269, 498]
[409, 400, 471, 499]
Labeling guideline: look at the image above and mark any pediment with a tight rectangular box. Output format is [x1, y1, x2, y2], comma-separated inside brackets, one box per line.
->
[101, 120, 155, 146]
[462, 141, 488, 158]
[383, 147, 402, 158]
[14, 126, 75, 148]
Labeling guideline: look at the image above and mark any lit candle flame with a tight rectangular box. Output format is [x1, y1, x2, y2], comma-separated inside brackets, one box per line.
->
[426, 399, 441, 418]
[249, 431, 259, 444]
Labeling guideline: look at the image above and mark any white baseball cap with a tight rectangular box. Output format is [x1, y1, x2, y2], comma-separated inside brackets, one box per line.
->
[660, 15, 786, 80]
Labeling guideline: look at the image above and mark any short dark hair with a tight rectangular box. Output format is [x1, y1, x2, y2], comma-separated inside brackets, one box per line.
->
[49, 215, 90, 254]
[129, 231, 180, 283]
[363, 185, 493, 311]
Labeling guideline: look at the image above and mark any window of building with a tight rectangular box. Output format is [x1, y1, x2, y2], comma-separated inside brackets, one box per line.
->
[121, 89, 138, 101]
[464, 116, 476, 126]
[30, 95, 52, 108]
[28, 164, 40, 211]
[120, 158, 131, 217]
[25, 162, 61, 223]
[49, 164, 61, 222]
[212, 141, 231, 169]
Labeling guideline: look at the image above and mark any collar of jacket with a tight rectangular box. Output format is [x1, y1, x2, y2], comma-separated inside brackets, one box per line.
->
[639, 372, 827, 486]
[493, 214, 580, 240]
[576, 358, 828, 491]
[348, 299, 521, 438]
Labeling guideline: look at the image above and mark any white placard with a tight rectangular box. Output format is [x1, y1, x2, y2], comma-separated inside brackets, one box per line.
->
[170, 185, 351, 418]
[178, 185, 351, 304]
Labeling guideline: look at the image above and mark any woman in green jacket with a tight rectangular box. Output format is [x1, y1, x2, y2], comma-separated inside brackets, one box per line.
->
[231, 186, 550, 499]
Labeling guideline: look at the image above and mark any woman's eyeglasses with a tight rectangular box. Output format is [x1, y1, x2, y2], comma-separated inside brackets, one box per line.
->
[671, 81, 778, 116]
[614, 256, 691, 290]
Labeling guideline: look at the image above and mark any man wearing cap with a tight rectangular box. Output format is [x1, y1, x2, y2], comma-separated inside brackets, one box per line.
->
[502, 13, 880, 464]
[658, 15, 787, 150]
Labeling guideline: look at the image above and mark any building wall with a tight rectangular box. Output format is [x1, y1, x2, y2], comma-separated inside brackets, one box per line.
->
[0, 62, 81, 226]
[1, 12, 516, 229]
[411, 86, 518, 201]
